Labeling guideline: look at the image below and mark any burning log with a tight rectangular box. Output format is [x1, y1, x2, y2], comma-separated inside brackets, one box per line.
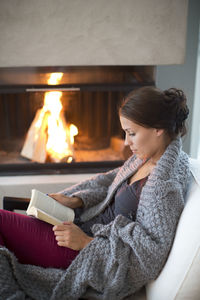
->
[21, 73, 78, 163]
[21, 106, 78, 164]
[21, 109, 49, 163]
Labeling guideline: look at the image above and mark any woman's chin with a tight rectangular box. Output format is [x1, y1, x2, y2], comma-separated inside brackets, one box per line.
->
[135, 153, 146, 160]
[130, 149, 145, 160]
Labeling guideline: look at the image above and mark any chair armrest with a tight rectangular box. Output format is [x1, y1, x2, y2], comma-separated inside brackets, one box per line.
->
[3, 196, 30, 211]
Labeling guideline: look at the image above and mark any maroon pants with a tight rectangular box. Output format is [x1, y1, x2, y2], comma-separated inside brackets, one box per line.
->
[0, 209, 79, 269]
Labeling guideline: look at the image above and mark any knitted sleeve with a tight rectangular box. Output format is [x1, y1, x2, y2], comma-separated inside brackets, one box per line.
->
[59, 167, 120, 209]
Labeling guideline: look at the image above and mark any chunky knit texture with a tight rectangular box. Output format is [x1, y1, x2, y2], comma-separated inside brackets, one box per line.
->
[0, 138, 190, 300]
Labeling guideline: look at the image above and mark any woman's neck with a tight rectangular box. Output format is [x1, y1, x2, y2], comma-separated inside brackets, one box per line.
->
[146, 136, 172, 166]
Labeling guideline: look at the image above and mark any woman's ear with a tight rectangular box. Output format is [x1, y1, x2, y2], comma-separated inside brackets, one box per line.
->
[155, 129, 164, 137]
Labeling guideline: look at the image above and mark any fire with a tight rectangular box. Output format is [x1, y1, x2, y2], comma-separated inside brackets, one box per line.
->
[21, 73, 78, 163]
[47, 72, 63, 85]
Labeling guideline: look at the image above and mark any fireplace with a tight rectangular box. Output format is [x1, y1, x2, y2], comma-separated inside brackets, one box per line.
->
[0, 66, 155, 176]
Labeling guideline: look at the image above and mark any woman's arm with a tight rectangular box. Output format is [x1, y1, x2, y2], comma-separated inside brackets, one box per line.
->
[57, 167, 121, 209]
[48, 194, 83, 209]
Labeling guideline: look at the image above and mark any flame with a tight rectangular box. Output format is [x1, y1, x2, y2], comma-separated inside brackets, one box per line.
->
[40, 73, 78, 162]
[47, 72, 63, 85]
[21, 72, 78, 163]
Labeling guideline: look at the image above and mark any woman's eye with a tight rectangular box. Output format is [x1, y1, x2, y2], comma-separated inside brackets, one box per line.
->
[129, 133, 135, 136]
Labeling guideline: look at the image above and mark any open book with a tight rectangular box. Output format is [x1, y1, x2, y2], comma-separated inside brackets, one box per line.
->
[26, 189, 75, 226]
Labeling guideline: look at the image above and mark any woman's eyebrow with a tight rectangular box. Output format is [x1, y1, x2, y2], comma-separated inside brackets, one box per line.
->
[124, 128, 133, 132]
[124, 128, 131, 131]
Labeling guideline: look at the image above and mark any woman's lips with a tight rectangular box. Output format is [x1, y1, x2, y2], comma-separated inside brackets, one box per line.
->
[131, 148, 137, 153]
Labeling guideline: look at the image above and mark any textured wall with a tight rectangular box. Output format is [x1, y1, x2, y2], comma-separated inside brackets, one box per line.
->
[156, 0, 200, 156]
[0, 0, 188, 67]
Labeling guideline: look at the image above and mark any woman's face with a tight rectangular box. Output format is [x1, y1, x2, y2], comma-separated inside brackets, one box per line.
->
[120, 115, 166, 161]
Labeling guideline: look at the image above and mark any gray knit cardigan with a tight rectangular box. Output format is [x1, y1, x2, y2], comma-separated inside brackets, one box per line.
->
[0, 137, 190, 300]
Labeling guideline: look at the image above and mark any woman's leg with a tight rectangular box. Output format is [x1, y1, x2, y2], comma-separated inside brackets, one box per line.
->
[0, 209, 79, 269]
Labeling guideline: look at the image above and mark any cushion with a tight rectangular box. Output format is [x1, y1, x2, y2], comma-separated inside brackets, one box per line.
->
[146, 158, 200, 300]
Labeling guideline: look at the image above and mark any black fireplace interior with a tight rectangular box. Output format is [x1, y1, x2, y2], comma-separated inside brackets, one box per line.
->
[0, 66, 155, 175]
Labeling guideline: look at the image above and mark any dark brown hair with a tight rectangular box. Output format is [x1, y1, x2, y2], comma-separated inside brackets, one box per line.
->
[119, 86, 189, 140]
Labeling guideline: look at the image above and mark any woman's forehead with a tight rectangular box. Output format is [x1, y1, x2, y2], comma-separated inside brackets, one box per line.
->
[119, 116, 139, 129]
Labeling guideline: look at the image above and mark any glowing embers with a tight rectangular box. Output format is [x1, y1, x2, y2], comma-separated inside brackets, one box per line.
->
[21, 73, 78, 163]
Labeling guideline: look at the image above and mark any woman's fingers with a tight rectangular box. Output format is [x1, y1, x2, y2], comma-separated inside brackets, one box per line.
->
[53, 222, 72, 232]
[52, 223, 93, 250]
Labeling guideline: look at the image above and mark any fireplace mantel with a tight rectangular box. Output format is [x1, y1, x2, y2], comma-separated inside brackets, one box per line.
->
[0, 0, 188, 67]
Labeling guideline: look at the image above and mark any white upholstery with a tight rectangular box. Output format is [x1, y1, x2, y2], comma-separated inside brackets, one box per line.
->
[145, 158, 200, 300]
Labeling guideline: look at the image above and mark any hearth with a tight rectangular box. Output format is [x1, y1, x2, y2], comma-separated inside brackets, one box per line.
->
[0, 66, 155, 175]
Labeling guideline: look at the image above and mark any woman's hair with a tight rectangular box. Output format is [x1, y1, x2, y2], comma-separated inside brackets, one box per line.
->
[119, 86, 189, 139]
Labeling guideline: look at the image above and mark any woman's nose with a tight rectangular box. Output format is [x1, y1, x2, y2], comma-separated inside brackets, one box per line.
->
[124, 134, 130, 146]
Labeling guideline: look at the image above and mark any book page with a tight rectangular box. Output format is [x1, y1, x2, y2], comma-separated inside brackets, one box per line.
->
[27, 189, 74, 222]
[28, 207, 63, 226]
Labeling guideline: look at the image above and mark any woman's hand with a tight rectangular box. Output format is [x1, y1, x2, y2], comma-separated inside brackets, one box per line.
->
[53, 222, 93, 250]
[48, 193, 83, 209]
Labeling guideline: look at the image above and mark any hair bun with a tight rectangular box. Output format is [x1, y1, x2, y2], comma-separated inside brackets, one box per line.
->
[164, 88, 185, 104]
[164, 88, 189, 134]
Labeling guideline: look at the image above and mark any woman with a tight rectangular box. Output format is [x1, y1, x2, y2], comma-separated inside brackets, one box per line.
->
[0, 86, 191, 300]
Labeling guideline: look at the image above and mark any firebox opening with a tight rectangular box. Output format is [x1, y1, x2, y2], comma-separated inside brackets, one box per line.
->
[0, 90, 128, 164]
[0, 66, 155, 175]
